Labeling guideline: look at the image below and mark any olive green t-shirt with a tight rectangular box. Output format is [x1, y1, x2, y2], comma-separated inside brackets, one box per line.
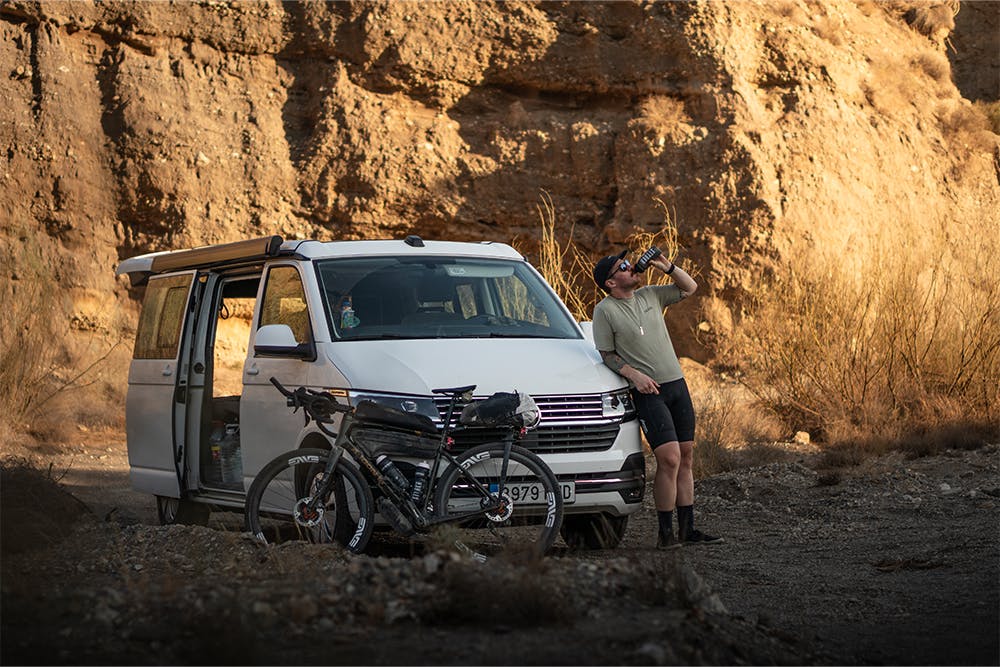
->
[592, 284, 685, 386]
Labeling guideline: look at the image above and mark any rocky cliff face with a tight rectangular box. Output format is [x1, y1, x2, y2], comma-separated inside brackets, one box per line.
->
[1, 0, 997, 385]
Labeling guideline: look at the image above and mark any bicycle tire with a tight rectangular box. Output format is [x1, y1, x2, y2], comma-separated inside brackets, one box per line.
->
[244, 448, 374, 554]
[433, 443, 563, 559]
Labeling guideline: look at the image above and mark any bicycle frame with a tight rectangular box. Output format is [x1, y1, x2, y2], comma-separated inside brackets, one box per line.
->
[304, 391, 519, 532]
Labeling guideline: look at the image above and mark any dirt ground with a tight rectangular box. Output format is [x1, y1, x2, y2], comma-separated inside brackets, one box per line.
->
[2, 431, 997, 666]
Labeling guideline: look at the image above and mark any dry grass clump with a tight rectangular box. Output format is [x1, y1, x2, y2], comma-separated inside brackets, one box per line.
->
[722, 232, 1000, 457]
[912, 50, 951, 85]
[862, 59, 916, 119]
[809, 10, 846, 46]
[692, 381, 786, 479]
[636, 95, 688, 127]
[531, 190, 595, 321]
[774, 0, 809, 24]
[525, 192, 683, 322]
[973, 101, 1000, 135]
[938, 101, 997, 152]
[881, 0, 958, 42]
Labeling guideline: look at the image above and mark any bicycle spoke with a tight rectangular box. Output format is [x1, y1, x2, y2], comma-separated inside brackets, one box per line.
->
[433, 443, 562, 559]
[245, 449, 374, 554]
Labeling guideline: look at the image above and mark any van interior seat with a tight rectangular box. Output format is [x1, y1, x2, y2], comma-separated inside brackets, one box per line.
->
[401, 274, 463, 326]
[350, 273, 411, 327]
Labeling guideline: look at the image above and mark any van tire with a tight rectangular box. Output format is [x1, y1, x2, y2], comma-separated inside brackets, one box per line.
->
[156, 496, 210, 526]
[560, 513, 628, 550]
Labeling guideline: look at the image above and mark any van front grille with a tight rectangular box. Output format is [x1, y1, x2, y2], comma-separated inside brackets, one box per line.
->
[433, 394, 618, 454]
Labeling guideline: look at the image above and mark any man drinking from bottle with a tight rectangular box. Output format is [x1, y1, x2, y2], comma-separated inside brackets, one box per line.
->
[591, 248, 722, 550]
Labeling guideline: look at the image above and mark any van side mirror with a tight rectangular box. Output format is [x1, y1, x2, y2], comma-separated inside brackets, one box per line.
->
[253, 324, 315, 360]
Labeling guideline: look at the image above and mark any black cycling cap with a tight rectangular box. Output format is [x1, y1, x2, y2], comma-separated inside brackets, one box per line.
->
[592, 250, 628, 291]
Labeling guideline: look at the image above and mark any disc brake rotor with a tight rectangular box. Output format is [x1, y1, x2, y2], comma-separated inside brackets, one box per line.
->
[484, 488, 514, 522]
[293, 498, 325, 527]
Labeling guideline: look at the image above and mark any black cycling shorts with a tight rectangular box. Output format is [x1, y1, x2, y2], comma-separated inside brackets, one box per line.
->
[630, 378, 696, 447]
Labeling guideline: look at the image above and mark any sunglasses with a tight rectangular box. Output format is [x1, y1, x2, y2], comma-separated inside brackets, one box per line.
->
[606, 260, 631, 281]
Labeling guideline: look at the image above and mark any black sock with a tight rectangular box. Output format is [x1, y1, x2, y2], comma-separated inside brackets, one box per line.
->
[657, 510, 674, 540]
[677, 505, 694, 537]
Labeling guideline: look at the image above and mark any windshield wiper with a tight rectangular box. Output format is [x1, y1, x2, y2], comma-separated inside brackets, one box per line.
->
[449, 332, 557, 339]
[340, 333, 414, 341]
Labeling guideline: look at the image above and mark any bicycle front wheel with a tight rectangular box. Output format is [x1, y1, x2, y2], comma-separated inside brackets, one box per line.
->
[244, 448, 374, 554]
[433, 443, 563, 559]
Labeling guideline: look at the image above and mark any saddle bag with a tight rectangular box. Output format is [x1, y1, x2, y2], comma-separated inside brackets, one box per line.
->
[459, 391, 540, 429]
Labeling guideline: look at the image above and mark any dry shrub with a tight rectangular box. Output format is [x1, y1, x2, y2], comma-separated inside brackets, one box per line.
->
[973, 100, 1000, 135]
[810, 12, 845, 46]
[723, 232, 1000, 456]
[862, 61, 906, 118]
[939, 101, 997, 152]
[692, 381, 785, 478]
[912, 50, 951, 85]
[636, 95, 687, 125]
[881, 1, 958, 42]
[774, 0, 809, 24]
[0, 241, 62, 434]
[1, 234, 127, 440]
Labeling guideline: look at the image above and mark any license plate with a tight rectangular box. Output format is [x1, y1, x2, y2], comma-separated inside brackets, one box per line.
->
[490, 481, 576, 504]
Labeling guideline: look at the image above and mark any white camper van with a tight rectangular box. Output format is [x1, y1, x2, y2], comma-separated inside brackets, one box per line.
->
[116, 236, 645, 548]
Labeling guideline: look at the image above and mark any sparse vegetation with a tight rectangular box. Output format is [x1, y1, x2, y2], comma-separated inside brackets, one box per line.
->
[692, 381, 786, 478]
[530, 189, 998, 466]
[973, 100, 1000, 135]
[0, 243, 62, 434]
[723, 232, 1000, 454]
[0, 236, 126, 440]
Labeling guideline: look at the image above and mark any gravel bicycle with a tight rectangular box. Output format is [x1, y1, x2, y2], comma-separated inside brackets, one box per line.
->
[244, 377, 564, 560]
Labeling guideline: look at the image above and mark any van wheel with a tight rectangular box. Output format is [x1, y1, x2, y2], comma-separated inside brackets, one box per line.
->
[156, 496, 210, 526]
[560, 513, 629, 550]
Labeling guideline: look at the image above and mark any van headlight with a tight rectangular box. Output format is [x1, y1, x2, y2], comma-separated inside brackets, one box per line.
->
[347, 391, 440, 421]
[601, 388, 635, 421]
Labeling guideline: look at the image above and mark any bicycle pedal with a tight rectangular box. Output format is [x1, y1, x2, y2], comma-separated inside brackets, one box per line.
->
[377, 497, 415, 537]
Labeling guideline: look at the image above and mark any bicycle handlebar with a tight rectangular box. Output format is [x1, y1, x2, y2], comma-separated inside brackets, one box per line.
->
[270, 376, 351, 423]
[269, 376, 294, 397]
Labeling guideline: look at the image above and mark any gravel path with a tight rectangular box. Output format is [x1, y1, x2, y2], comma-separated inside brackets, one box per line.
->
[2, 438, 997, 665]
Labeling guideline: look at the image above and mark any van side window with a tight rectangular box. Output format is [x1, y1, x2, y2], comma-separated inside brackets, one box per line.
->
[134, 274, 191, 359]
[259, 266, 311, 344]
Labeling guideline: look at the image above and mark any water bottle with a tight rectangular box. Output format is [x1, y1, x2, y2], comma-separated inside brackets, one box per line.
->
[219, 424, 242, 487]
[410, 460, 431, 504]
[375, 454, 409, 493]
[633, 246, 662, 273]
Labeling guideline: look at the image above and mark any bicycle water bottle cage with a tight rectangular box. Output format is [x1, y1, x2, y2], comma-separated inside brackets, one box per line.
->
[353, 400, 439, 435]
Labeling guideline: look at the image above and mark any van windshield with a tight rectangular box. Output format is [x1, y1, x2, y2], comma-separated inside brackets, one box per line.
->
[315, 257, 581, 341]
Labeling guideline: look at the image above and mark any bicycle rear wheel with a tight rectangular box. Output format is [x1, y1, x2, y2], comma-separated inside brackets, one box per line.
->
[433, 443, 563, 559]
[244, 448, 374, 554]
